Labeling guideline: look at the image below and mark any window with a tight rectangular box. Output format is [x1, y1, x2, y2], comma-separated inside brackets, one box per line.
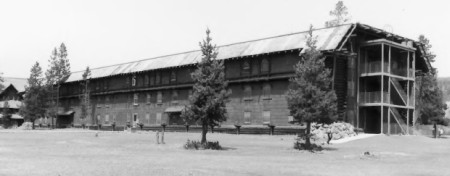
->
[261, 58, 270, 73]
[97, 114, 101, 124]
[132, 75, 136, 87]
[146, 93, 151, 104]
[252, 60, 260, 75]
[133, 93, 139, 105]
[105, 96, 110, 108]
[150, 73, 155, 86]
[95, 81, 99, 90]
[242, 61, 250, 76]
[172, 90, 178, 101]
[155, 72, 161, 85]
[288, 116, 294, 123]
[145, 113, 150, 124]
[244, 111, 251, 124]
[126, 76, 130, 85]
[262, 111, 271, 124]
[104, 79, 108, 90]
[162, 71, 169, 84]
[188, 89, 193, 98]
[170, 71, 176, 82]
[244, 85, 252, 99]
[262, 83, 271, 99]
[144, 75, 149, 85]
[105, 114, 110, 124]
[113, 114, 116, 123]
[96, 97, 102, 108]
[156, 113, 162, 124]
[157, 91, 163, 104]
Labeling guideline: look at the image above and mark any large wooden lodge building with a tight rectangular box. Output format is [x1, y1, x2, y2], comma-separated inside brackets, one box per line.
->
[57, 23, 431, 134]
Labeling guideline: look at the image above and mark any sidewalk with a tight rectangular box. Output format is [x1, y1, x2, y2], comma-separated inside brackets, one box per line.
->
[330, 133, 380, 144]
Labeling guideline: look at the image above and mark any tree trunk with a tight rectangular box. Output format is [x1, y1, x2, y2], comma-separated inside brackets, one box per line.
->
[32, 120, 35, 130]
[201, 122, 208, 144]
[305, 121, 311, 148]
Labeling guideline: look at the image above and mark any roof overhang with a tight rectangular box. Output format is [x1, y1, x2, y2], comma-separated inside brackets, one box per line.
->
[57, 110, 75, 116]
[165, 106, 185, 113]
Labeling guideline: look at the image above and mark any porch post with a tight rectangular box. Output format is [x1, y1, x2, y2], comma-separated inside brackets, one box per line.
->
[381, 44, 384, 134]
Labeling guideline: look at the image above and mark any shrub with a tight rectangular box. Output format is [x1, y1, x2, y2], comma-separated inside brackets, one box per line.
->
[184, 139, 222, 150]
[309, 122, 357, 144]
[18, 122, 33, 130]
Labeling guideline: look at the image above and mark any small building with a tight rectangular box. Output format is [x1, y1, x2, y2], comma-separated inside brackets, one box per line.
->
[58, 23, 431, 134]
[0, 77, 28, 127]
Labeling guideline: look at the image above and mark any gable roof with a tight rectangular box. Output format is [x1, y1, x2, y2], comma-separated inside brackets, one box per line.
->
[65, 24, 354, 82]
[1, 77, 27, 93]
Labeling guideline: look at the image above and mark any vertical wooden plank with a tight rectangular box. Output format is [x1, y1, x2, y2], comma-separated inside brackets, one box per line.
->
[412, 51, 416, 132]
[381, 44, 384, 134]
[388, 108, 391, 135]
[356, 47, 361, 128]
[332, 56, 337, 90]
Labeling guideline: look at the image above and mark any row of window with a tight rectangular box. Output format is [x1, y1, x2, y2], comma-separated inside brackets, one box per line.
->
[82, 58, 272, 93]
[241, 58, 270, 76]
[91, 111, 273, 125]
[64, 83, 272, 108]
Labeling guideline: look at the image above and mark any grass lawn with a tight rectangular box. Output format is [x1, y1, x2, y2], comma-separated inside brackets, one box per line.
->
[0, 129, 448, 176]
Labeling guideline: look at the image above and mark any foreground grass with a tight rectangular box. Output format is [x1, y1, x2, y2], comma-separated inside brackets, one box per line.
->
[0, 130, 448, 176]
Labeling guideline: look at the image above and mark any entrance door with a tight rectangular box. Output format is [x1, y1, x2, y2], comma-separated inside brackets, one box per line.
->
[133, 114, 138, 127]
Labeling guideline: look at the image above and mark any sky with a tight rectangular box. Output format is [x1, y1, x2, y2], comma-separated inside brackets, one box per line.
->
[0, 0, 449, 78]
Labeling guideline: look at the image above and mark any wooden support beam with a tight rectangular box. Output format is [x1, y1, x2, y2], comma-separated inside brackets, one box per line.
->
[381, 44, 384, 134]
[388, 108, 391, 135]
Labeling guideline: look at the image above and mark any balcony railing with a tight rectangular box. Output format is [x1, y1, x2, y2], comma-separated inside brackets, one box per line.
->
[360, 61, 389, 74]
[359, 91, 390, 104]
[360, 61, 414, 78]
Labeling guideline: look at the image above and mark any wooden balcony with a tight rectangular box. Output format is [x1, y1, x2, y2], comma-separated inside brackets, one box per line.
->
[359, 91, 390, 104]
[360, 61, 414, 79]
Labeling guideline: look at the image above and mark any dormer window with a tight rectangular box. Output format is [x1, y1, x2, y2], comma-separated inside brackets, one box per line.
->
[261, 58, 270, 73]
[132, 75, 136, 87]
[144, 75, 149, 85]
[170, 71, 176, 82]
[242, 61, 250, 76]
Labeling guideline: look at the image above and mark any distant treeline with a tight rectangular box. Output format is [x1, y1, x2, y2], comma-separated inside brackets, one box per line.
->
[438, 77, 450, 102]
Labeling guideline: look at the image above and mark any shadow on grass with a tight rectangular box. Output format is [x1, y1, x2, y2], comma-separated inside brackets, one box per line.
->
[427, 136, 448, 139]
[322, 146, 338, 151]
[221, 146, 237, 151]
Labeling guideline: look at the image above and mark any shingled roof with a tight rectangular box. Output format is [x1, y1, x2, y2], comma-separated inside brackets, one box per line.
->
[65, 24, 354, 82]
[1, 77, 27, 93]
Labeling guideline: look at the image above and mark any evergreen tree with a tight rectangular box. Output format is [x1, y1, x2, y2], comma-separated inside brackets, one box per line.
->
[0, 72, 4, 91]
[286, 25, 338, 148]
[45, 43, 71, 128]
[79, 66, 91, 126]
[325, 1, 351, 27]
[20, 62, 48, 129]
[415, 35, 447, 125]
[181, 29, 229, 144]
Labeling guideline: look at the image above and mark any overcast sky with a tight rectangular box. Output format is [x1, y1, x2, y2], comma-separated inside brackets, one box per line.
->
[0, 0, 449, 78]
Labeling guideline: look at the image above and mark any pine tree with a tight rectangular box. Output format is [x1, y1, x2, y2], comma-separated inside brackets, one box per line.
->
[325, 1, 351, 27]
[0, 72, 4, 91]
[79, 66, 91, 126]
[45, 43, 71, 128]
[181, 29, 229, 144]
[20, 62, 48, 129]
[415, 35, 447, 125]
[286, 25, 338, 148]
